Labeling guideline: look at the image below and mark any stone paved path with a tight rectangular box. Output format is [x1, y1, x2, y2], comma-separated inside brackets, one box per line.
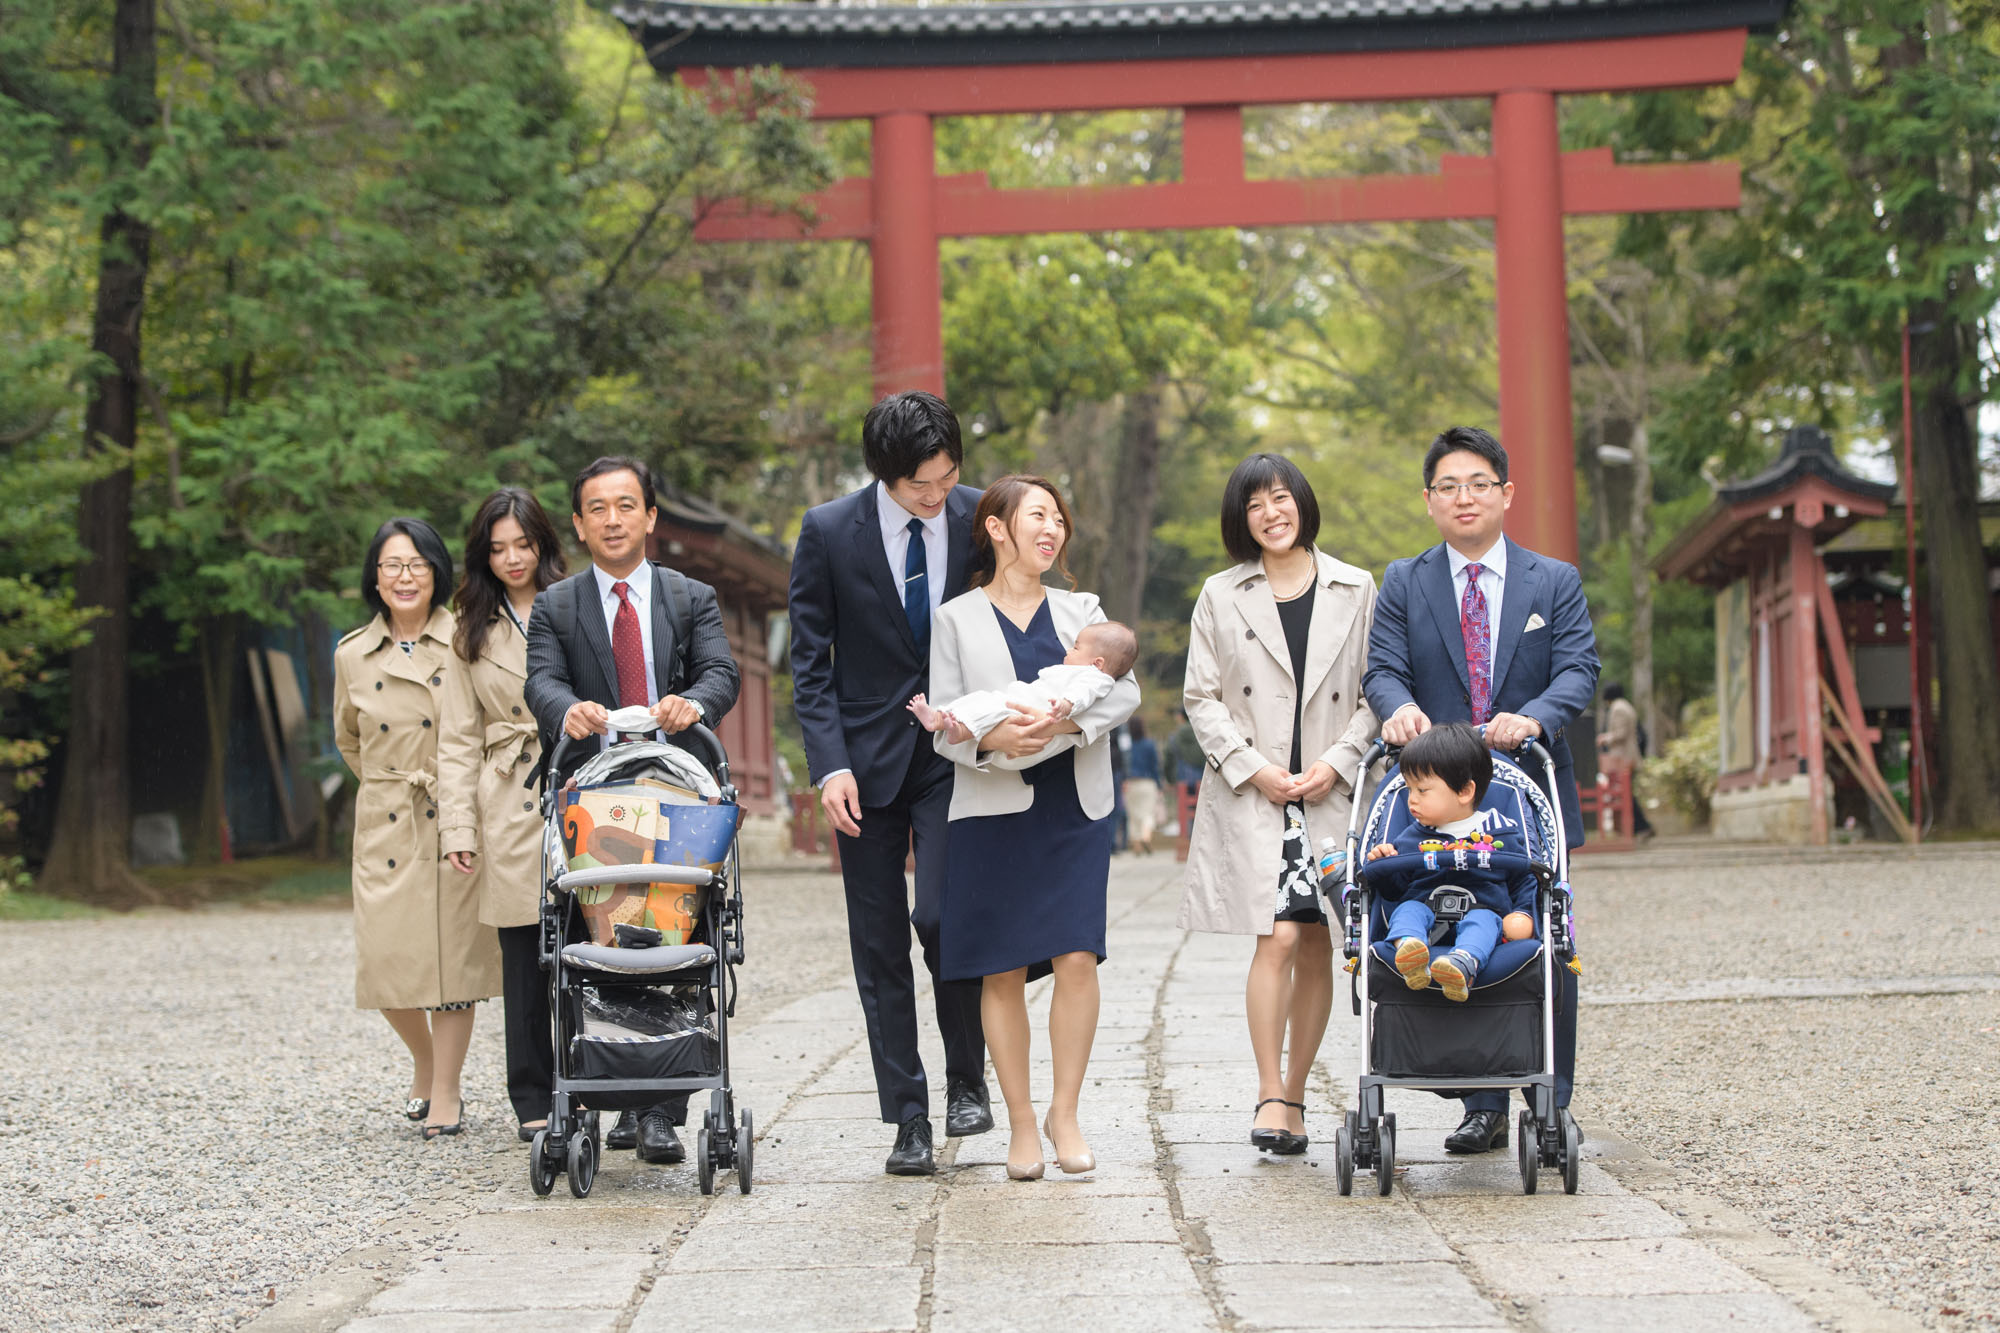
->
[259, 858, 1920, 1333]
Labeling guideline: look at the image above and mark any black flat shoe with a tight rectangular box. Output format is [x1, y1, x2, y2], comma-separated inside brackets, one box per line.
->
[1443, 1109, 1509, 1154]
[945, 1079, 994, 1138]
[403, 1098, 429, 1122]
[1250, 1098, 1307, 1156]
[886, 1114, 936, 1176]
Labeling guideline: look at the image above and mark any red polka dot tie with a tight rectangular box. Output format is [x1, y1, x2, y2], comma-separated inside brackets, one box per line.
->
[1461, 563, 1492, 725]
[611, 581, 649, 710]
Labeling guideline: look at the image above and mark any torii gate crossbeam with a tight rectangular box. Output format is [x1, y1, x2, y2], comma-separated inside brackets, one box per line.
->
[621, 3, 1780, 565]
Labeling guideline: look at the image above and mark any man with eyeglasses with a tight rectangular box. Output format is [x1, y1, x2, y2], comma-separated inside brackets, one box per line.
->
[1362, 424, 1599, 1155]
[787, 390, 991, 1177]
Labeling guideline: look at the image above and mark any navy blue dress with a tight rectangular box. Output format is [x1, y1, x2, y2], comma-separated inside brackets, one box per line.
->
[941, 601, 1114, 982]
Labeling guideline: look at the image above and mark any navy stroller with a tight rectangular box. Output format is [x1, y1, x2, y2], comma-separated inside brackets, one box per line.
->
[1331, 735, 1581, 1195]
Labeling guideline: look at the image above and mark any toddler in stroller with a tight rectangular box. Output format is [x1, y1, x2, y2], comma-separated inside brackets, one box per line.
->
[1365, 724, 1537, 1002]
[1332, 724, 1582, 1196]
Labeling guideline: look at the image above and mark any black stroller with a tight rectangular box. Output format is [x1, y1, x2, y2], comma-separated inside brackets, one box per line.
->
[526, 725, 751, 1198]
[1331, 734, 1582, 1196]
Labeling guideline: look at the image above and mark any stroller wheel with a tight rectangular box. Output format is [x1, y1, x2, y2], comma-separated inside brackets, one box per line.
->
[1373, 1115, 1396, 1197]
[1516, 1110, 1538, 1195]
[1560, 1112, 1581, 1195]
[696, 1112, 716, 1196]
[566, 1129, 597, 1198]
[736, 1108, 754, 1195]
[1344, 1108, 1367, 1167]
[1334, 1124, 1354, 1196]
[528, 1130, 556, 1197]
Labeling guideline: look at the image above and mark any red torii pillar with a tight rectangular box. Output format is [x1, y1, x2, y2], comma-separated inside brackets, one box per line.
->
[685, 32, 1754, 565]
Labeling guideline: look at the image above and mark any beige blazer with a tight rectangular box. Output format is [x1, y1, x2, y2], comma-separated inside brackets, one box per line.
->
[437, 611, 545, 928]
[1179, 550, 1381, 935]
[930, 587, 1141, 821]
[334, 607, 502, 1009]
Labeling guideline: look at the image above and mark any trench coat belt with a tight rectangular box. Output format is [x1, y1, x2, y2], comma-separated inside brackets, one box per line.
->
[481, 720, 540, 779]
[364, 766, 438, 802]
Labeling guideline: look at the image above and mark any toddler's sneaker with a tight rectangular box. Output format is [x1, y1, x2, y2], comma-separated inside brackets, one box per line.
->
[1393, 936, 1431, 989]
[1430, 949, 1478, 1002]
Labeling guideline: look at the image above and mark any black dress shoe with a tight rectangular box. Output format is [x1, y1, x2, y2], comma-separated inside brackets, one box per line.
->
[1444, 1109, 1509, 1154]
[606, 1108, 638, 1150]
[945, 1080, 994, 1138]
[635, 1108, 685, 1165]
[885, 1114, 936, 1176]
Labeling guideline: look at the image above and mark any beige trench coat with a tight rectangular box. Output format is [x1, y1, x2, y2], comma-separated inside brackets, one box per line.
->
[333, 607, 502, 1009]
[1179, 551, 1381, 936]
[437, 612, 545, 928]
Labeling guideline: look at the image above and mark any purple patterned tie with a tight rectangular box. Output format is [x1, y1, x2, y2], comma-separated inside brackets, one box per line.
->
[1461, 562, 1492, 725]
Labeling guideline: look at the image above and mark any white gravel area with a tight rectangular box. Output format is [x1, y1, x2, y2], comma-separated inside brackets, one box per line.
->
[1578, 843, 2000, 1331]
[0, 867, 853, 1332]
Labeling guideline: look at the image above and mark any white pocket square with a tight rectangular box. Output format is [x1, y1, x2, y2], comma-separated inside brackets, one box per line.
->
[1523, 613, 1548, 633]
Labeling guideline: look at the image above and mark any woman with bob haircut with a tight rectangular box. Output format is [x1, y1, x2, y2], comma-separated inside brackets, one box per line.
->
[1178, 453, 1380, 1156]
[333, 516, 501, 1141]
[437, 488, 569, 1142]
[930, 475, 1140, 1181]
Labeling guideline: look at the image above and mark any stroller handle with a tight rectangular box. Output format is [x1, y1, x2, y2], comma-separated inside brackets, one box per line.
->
[545, 720, 731, 786]
[1365, 727, 1553, 772]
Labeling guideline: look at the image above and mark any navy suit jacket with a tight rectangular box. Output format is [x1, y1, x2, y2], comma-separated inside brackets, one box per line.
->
[523, 562, 741, 770]
[788, 482, 982, 809]
[1362, 538, 1600, 848]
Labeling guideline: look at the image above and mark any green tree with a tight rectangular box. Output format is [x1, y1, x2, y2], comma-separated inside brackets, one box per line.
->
[1613, 1, 2000, 830]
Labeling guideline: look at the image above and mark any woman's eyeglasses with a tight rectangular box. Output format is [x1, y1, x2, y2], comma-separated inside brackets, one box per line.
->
[377, 560, 434, 579]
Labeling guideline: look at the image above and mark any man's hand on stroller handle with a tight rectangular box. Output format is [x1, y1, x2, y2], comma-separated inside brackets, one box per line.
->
[1483, 712, 1542, 751]
[564, 700, 610, 739]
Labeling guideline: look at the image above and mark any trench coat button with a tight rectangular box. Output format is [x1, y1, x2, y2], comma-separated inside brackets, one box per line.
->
[1245, 630, 1255, 640]
[430, 676, 440, 686]
[1331, 691, 1340, 703]
[1242, 686, 1252, 696]
[522, 801, 533, 811]
[519, 752, 530, 764]
[422, 718, 432, 728]
[387, 859, 396, 869]
[511, 706, 522, 716]
[388, 812, 397, 822]
[379, 723, 388, 733]
[374, 681, 382, 690]
[425, 808, 434, 819]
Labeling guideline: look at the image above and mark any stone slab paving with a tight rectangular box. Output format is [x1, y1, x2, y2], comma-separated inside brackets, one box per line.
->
[261, 856, 1923, 1333]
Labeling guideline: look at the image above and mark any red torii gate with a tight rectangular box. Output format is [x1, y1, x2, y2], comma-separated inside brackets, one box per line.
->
[618, 0, 1783, 565]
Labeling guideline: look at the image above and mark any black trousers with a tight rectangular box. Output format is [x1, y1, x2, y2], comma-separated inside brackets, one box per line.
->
[836, 741, 986, 1125]
[499, 910, 691, 1128]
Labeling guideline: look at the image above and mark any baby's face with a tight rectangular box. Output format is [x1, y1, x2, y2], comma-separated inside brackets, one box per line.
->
[1404, 772, 1477, 828]
[1064, 639, 1102, 669]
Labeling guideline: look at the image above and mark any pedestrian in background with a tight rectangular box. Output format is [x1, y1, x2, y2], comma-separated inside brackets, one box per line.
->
[334, 517, 501, 1141]
[1123, 716, 1164, 855]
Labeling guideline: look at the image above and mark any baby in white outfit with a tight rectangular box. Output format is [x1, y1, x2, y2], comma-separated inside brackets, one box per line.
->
[909, 620, 1138, 745]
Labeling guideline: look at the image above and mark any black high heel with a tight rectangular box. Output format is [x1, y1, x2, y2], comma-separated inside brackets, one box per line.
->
[421, 1097, 465, 1140]
[403, 1097, 429, 1122]
[1250, 1097, 1306, 1155]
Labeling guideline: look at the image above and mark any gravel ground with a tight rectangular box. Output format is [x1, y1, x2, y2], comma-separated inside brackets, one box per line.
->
[1578, 842, 2000, 1331]
[8, 843, 1998, 1331]
[0, 866, 854, 1332]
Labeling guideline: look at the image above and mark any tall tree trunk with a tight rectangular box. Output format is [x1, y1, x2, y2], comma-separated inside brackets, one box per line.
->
[1626, 419, 1656, 747]
[194, 615, 240, 862]
[42, 0, 158, 899]
[1909, 303, 2000, 830]
[1098, 385, 1164, 624]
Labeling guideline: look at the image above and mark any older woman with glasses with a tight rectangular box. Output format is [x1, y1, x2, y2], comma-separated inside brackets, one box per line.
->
[334, 517, 502, 1140]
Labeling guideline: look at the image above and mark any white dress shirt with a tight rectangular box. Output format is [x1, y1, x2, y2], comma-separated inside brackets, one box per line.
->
[1446, 538, 1506, 664]
[877, 481, 948, 623]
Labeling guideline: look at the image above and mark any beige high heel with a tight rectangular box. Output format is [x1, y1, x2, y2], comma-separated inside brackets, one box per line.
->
[1043, 1114, 1094, 1175]
[1006, 1159, 1046, 1181]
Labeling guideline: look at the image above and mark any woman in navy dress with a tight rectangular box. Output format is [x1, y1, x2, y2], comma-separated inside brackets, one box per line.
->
[930, 476, 1139, 1180]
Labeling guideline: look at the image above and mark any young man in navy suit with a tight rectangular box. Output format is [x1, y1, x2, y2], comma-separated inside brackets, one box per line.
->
[1362, 425, 1599, 1155]
[787, 392, 992, 1176]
